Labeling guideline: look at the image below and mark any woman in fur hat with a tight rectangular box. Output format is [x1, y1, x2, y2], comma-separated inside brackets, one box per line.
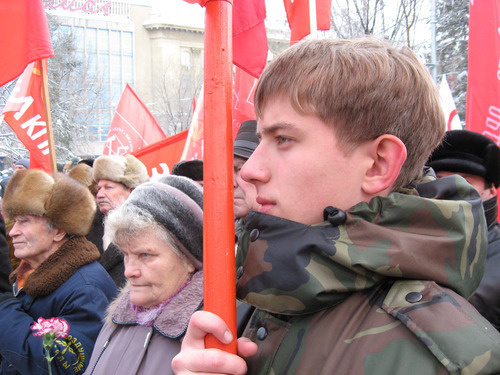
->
[84, 175, 203, 375]
[0, 169, 118, 375]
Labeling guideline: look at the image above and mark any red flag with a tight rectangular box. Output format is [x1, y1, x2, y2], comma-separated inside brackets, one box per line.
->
[182, 89, 205, 161]
[466, 1, 500, 145]
[0, 0, 54, 87]
[232, 67, 258, 136]
[1, 61, 52, 173]
[184, 0, 268, 78]
[131, 129, 189, 177]
[284, 0, 332, 44]
[233, 0, 268, 78]
[103, 84, 166, 155]
[466, 1, 500, 219]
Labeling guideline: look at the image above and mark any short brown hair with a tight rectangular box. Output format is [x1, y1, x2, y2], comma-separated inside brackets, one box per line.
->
[254, 37, 445, 189]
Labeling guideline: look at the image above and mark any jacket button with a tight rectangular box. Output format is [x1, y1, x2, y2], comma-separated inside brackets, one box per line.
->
[405, 292, 423, 303]
[256, 327, 267, 340]
[236, 266, 244, 280]
[249, 229, 260, 242]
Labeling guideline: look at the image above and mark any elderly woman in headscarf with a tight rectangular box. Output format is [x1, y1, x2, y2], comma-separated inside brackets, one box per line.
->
[84, 175, 203, 375]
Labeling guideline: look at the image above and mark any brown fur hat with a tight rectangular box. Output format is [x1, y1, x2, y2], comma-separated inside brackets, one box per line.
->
[2, 169, 96, 236]
[68, 163, 98, 196]
[93, 155, 149, 188]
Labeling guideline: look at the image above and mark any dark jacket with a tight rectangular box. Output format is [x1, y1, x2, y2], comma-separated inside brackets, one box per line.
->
[0, 236, 117, 375]
[235, 174, 500, 374]
[98, 243, 126, 289]
[84, 271, 203, 375]
[0, 216, 12, 293]
[469, 195, 500, 330]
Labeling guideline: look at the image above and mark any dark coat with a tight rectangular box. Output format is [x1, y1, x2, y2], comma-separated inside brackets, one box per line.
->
[0, 216, 12, 293]
[98, 243, 126, 289]
[469, 196, 500, 330]
[84, 271, 203, 375]
[0, 236, 117, 375]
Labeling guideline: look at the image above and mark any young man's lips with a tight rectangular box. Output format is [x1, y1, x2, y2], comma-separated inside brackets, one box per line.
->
[256, 197, 275, 213]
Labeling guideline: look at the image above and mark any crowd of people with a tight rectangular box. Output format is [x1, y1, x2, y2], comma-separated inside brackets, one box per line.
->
[0, 36, 498, 374]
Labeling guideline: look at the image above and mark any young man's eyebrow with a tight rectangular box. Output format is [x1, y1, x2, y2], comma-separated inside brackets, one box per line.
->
[258, 122, 297, 138]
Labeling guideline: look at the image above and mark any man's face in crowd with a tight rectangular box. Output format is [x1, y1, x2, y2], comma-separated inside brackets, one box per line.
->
[9, 215, 60, 268]
[96, 179, 132, 215]
[233, 156, 258, 219]
[14, 164, 27, 172]
[241, 97, 371, 226]
[436, 171, 497, 201]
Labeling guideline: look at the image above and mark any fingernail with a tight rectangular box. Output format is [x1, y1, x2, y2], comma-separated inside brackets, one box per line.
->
[224, 330, 233, 343]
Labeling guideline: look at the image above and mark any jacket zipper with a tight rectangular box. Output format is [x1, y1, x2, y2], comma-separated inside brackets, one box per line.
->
[89, 340, 109, 375]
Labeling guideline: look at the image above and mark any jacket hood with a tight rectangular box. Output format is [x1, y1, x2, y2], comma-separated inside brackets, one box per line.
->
[235, 173, 487, 315]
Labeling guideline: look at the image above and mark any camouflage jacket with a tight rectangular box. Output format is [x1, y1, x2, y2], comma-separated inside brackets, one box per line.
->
[235, 174, 500, 375]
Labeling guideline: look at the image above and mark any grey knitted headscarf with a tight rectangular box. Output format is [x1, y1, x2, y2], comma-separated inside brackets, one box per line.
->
[124, 175, 203, 269]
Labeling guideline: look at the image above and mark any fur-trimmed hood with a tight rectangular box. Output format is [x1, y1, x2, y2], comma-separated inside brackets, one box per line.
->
[93, 155, 149, 189]
[2, 170, 96, 236]
[10, 236, 100, 297]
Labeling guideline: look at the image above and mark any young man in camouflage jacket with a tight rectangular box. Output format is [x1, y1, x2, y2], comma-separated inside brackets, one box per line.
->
[172, 37, 500, 374]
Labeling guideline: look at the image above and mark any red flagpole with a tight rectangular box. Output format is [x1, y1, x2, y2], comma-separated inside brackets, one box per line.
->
[203, 0, 237, 353]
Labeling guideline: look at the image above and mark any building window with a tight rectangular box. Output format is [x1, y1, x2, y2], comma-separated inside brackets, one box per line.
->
[181, 49, 191, 68]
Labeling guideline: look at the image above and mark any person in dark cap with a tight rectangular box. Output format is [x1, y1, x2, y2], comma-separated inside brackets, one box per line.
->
[13, 158, 29, 172]
[171, 159, 204, 187]
[428, 129, 500, 330]
[233, 120, 260, 222]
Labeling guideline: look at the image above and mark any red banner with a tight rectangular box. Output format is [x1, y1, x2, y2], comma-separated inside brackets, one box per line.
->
[466, 0, 500, 219]
[103, 84, 166, 155]
[131, 129, 189, 177]
[284, 0, 332, 44]
[182, 89, 205, 161]
[233, 0, 268, 78]
[466, 1, 500, 144]
[233, 67, 258, 135]
[184, 0, 268, 78]
[1, 61, 52, 173]
[0, 0, 54, 87]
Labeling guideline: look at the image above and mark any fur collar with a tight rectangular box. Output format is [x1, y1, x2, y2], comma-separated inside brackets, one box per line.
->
[108, 271, 203, 339]
[10, 236, 100, 297]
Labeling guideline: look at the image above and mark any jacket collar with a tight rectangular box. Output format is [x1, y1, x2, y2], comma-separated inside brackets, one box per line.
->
[236, 173, 487, 315]
[111, 270, 203, 339]
[10, 236, 99, 297]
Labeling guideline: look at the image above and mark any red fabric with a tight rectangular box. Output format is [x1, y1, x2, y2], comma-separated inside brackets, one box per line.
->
[1, 61, 52, 173]
[465, 1, 500, 219]
[232, 67, 258, 136]
[233, 0, 268, 78]
[284, 0, 332, 44]
[131, 129, 189, 177]
[182, 89, 205, 161]
[103, 84, 166, 155]
[0, 0, 54, 87]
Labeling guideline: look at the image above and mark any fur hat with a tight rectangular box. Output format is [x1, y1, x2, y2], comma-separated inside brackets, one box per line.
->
[2, 169, 96, 235]
[93, 155, 149, 188]
[171, 159, 203, 182]
[125, 175, 203, 269]
[428, 130, 500, 188]
[234, 120, 260, 159]
[68, 163, 98, 196]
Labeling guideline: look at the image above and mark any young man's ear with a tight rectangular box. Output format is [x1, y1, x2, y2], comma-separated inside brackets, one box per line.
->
[361, 135, 407, 195]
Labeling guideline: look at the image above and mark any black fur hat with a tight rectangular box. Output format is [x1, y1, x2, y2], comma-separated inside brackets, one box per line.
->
[234, 120, 260, 159]
[427, 130, 500, 187]
[171, 159, 203, 182]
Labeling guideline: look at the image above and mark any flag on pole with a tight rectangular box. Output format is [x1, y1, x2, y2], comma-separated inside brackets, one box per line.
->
[103, 84, 166, 155]
[181, 88, 205, 161]
[131, 129, 189, 177]
[233, 0, 268, 78]
[184, 0, 268, 78]
[466, 0, 500, 145]
[1, 61, 52, 173]
[283, 0, 332, 44]
[439, 76, 462, 131]
[0, 0, 54, 87]
[233, 67, 258, 136]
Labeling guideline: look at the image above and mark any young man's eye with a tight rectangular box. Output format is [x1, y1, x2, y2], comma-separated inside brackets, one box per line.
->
[276, 136, 291, 145]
